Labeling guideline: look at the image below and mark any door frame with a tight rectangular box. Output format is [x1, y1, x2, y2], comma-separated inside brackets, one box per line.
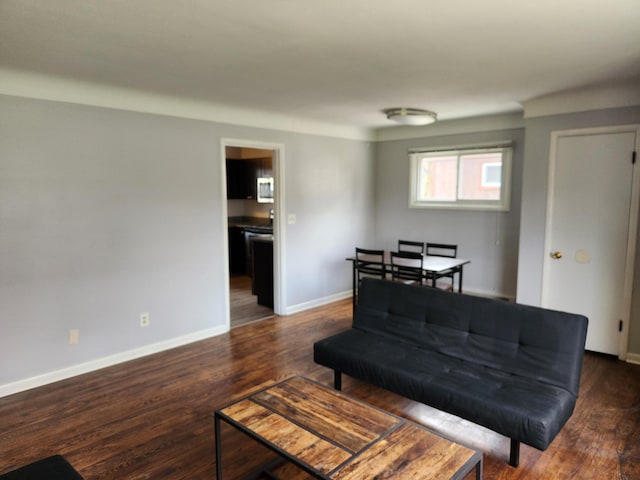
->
[220, 138, 286, 327]
[542, 125, 640, 359]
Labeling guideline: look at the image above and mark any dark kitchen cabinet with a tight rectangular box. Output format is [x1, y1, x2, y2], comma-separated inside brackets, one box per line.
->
[228, 226, 246, 274]
[251, 237, 273, 308]
[226, 158, 273, 200]
[226, 159, 257, 200]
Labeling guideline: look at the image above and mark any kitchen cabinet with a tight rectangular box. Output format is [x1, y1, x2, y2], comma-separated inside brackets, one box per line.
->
[226, 158, 273, 200]
[258, 158, 272, 177]
[228, 222, 273, 276]
[228, 226, 246, 274]
[251, 237, 273, 308]
[226, 159, 257, 200]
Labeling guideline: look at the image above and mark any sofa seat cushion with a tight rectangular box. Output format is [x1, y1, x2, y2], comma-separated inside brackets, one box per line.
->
[314, 329, 576, 451]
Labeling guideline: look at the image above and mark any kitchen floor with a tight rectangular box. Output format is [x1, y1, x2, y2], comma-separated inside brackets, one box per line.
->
[230, 275, 274, 327]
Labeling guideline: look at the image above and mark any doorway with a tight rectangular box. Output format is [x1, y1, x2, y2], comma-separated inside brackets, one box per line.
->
[542, 125, 639, 356]
[222, 139, 284, 328]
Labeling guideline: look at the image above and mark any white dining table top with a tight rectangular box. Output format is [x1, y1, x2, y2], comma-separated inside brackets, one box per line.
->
[347, 251, 469, 273]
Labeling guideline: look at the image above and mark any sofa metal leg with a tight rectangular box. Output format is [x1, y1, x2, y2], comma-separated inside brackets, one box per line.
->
[334, 371, 342, 391]
[509, 439, 520, 467]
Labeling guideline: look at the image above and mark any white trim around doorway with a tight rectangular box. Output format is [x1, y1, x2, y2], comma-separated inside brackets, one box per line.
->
[220, 138, 286, 329]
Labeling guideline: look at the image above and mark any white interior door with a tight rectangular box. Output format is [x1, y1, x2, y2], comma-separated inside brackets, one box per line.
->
[542, 126, 639, 355]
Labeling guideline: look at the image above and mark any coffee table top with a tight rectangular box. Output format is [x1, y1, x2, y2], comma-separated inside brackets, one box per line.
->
[216, 376, 481, 479]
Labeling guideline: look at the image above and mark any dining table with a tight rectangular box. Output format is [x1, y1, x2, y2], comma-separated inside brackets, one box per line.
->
[347, 251, 470, 305]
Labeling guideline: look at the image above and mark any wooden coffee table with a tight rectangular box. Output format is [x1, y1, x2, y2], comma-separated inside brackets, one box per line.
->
[214, 376, 482, 479]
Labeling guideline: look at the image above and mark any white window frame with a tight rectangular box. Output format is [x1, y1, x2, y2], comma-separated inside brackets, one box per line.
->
[409, 143, 513, 211]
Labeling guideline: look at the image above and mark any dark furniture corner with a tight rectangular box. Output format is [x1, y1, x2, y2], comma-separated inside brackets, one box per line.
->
[0, 455, 83, 480]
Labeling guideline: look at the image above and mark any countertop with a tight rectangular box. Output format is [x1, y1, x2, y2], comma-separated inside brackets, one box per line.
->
[228, 216, 273, 230]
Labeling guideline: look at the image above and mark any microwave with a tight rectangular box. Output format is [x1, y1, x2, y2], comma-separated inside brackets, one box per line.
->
[257, 177, 274, 203]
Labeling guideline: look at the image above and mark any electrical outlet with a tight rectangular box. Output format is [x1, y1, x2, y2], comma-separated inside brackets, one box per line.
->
[140, 312, 150, 327]
[287, 213, 297, 224]
[69, 329, 80, 345]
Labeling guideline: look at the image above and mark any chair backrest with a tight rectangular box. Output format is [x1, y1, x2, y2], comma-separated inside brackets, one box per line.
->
[355, 248, 385, 278]
[390, 251, 424, 283]
[398, 240, 425, 254]
[426, 242, 458, 258]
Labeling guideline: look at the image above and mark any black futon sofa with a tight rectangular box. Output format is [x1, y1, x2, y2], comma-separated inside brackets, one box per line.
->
[313, 278, 588, 466]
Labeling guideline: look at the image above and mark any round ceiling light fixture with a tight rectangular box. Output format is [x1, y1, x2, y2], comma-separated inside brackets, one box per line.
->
[384, 108, 437, 126]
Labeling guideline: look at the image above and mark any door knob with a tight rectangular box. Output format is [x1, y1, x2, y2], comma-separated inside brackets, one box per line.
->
[550, 251, 563, 259]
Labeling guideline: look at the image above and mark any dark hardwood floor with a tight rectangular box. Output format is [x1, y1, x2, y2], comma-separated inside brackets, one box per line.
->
[230, 274, 274, 327]
[1, 298, 639, 479]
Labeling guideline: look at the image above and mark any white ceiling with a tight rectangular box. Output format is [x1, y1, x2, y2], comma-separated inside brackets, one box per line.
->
[1, 0, 639, 130]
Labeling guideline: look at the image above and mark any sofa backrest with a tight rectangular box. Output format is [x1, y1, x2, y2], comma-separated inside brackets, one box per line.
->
[355, 278, 589, 397]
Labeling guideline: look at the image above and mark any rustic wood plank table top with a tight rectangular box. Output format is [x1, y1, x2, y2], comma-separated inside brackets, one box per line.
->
[215, 376, 482, 479]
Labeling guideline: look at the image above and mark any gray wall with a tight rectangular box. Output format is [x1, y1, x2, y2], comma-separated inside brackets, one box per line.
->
[0, 94, 375, 388]
[3, 92, 638, 391]
[374, 128, 525, 298]
[516, 106, 640, 355]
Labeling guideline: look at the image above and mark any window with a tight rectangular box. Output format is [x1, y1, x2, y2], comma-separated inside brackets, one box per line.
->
[481, 162, 502, 188]
[409, 144, 512, 211]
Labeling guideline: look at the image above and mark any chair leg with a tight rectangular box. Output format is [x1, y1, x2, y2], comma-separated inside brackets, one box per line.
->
[352, 265, 357, 313]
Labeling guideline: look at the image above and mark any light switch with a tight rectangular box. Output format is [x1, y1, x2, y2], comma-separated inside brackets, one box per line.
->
[287, 214, 297, 224]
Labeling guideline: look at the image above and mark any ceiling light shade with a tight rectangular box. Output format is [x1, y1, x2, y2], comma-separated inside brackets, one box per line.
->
[384, 108, 437, 126]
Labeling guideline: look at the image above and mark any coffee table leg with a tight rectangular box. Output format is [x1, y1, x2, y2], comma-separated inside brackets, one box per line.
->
[476, 456, 483, 480]
[215, 413, 222, 480]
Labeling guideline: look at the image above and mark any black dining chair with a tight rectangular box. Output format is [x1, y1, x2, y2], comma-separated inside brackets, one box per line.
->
[390, 251, 424, 285]
[354, 247, 386, 308]
[398, 240, 425, 254]
[425, 242, 458, 291]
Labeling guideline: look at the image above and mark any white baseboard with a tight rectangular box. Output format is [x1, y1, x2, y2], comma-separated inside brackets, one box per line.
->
[0, 325, 227, 398]
[285, 290, 352, 315]
[625, 352, 640, 365]
[0, 287, 516, 398]
[2, 288, 352, 399]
